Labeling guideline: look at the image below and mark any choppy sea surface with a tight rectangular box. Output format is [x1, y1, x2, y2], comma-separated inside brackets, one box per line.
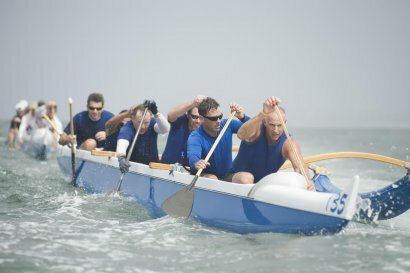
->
[1, 120, 410, 273]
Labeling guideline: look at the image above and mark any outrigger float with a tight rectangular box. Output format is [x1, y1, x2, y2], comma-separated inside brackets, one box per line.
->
[57, 146, 361, 235]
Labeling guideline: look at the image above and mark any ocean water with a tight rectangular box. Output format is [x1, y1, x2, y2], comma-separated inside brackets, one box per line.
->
[1, 121, 410, 273]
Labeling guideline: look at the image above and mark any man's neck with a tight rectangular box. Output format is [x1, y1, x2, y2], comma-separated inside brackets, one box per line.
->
[188, 122, 196, 132]
[265, 131, 281, 145]
[88, 113, 101, 122]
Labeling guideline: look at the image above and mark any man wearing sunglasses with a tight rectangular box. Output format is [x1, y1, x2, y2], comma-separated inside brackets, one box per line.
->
[160, 95, 206, 166]
[187, 97, 250, 180]
[229, 96, 315, 190]
[59, 93, 114, 151]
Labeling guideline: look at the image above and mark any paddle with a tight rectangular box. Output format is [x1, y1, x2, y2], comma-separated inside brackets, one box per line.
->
[114, 107, 149, 194]
[274, 105, 313, 190]
[49, 104, 59, 146]
[69, 98, 76, 186]
[42, 115, 61, 136]
[161, 111, 236, 218]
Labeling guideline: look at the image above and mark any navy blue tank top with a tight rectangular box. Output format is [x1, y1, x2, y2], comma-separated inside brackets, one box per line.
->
[231, 128, 287, 183]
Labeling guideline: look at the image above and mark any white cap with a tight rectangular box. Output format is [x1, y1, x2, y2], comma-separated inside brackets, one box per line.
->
[15, 100, 28, 111]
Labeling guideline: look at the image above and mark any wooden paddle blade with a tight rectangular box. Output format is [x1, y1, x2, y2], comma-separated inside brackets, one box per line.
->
[161, 176, 198, 218]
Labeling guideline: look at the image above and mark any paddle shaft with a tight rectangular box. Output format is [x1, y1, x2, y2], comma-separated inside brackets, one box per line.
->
[274, 105, 311, 186]
[42, 115, 60, 136]
[115, 107, 149, 193]
[126, 107, 148, 162]
[69, 98, 76, 185]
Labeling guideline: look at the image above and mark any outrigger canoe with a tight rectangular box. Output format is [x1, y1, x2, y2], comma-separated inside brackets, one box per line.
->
[56, 146, 359, 235]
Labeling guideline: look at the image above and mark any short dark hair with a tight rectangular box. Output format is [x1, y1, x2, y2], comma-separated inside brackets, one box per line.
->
[198, 97, 219, 116]
[87, 93, 104, 106]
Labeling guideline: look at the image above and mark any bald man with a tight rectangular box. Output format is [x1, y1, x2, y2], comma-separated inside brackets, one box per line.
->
[229, 96, 315, 191]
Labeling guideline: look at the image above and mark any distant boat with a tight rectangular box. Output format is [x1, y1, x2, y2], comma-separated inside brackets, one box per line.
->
[56, 146, 359, 235]
[19, 106, 62, 160]
[21, 127, 59, 160]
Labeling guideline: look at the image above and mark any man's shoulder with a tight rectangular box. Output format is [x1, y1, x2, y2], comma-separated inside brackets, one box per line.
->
[74, 110, 88, 119]
[120, 121, 133, 130]
[178, 114, 189, 122]
[102, 110, 114, 115]
[189, 127, 209, 143]
[226, 118, 243, 129]
[149, 117, 157, 127]
[171, 115, 188, 128]
[175, 114, 188, 122]
[101, 110, 114, 119]
[118, 122, 134, 137]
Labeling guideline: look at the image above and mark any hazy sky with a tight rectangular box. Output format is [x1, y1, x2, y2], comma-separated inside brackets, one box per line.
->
[1, 0, 409, 128]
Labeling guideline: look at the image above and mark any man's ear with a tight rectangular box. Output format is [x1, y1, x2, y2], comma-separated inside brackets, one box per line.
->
[262, 118, 266, 126]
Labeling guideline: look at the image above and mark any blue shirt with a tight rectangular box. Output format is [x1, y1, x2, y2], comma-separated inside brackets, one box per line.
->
[161, 115, 190, 165]
[231, 128, 287, 182]
[64, 110, 114, 148]
[187, 116, 250, 178]
[117, 118, 159, 165]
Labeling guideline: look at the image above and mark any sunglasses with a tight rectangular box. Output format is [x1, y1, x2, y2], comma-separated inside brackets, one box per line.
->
[190, 114, 200, 120]
[203, 114, 223, 121]
[88, 106, 103, 111]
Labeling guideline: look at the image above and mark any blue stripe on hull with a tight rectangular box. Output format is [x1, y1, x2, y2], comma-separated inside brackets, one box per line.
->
[193, 193, 347, 235]
[57, 156, 348, 234]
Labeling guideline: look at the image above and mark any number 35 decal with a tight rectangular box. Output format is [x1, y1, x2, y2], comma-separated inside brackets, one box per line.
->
[327, 193, 348, 215]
